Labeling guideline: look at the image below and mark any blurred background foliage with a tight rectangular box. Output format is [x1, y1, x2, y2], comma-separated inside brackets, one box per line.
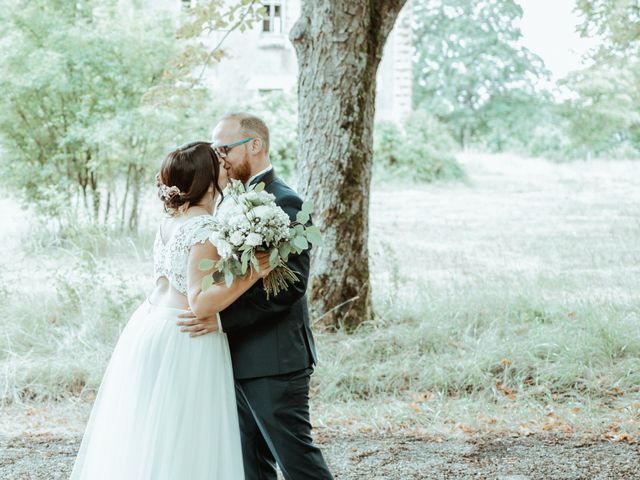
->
[0, 0, 638, 235]
[411, 0, 639, 161]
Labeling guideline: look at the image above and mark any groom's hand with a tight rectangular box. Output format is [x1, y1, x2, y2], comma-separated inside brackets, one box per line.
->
[176, 311, 219, 337]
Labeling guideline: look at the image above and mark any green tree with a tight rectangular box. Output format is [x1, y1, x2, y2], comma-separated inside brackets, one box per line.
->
[413, 0, 547, 148]
[0, 0, 245, 231]
[475, 90, 560, 154]
[0, 0, 196, 230]
[561, 59, 640, 158]
[562, 0, 640, 157]
[576, 0, 640, 53]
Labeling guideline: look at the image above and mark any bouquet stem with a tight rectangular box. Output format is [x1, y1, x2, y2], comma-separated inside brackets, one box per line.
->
[263, 260, 300, 300]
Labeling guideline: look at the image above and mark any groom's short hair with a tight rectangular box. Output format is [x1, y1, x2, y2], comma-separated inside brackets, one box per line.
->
[221, 112, 270, 154]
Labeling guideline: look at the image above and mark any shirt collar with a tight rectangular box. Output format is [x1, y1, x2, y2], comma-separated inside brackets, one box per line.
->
[245, 165, 273, 189]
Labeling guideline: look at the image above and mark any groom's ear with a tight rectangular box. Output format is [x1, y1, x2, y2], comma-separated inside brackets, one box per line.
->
[250, 138, 264, 154]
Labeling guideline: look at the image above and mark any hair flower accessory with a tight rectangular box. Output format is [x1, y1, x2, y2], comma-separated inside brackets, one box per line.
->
[156, 172, 184, 201]
[160, 184, 181, 199]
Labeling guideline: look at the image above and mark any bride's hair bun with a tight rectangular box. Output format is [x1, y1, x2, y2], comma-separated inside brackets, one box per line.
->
[156, 141, 223, 216]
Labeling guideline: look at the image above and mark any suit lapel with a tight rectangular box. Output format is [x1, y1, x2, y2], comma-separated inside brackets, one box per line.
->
[250, 168, 277, 188]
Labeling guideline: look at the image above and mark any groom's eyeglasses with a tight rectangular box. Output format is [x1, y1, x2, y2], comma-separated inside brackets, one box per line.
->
[213, 137, 254, 158]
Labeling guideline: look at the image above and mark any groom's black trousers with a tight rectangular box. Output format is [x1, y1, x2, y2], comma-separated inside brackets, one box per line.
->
[234, 367, 333, 480]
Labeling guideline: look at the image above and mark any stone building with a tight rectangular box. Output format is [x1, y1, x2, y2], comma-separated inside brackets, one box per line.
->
[137, 0, 413, 124]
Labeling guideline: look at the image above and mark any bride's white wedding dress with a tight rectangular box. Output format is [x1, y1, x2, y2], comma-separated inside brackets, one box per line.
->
[70, 214, 244, 479]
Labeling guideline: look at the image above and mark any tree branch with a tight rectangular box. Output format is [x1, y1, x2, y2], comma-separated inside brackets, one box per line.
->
[193, 0, 260, 85]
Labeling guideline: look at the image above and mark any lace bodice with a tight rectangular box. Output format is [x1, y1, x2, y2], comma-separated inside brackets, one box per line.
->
[153, 215, 216, 295]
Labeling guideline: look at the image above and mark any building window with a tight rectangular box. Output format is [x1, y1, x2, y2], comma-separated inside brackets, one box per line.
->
[262, 2, 283, 34]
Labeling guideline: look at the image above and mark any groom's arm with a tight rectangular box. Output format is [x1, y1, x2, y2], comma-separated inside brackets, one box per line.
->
[218, 194, 311, 333]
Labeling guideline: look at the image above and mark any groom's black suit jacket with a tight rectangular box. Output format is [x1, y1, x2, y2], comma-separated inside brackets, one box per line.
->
[219, 168, 318, 379]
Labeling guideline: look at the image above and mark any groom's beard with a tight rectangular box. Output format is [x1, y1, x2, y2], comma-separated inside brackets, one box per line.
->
[228, 154, 252, 184]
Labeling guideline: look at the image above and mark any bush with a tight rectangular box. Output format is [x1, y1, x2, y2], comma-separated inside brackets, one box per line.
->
[528, 128, 575, 161]
[373, 111, 464, 183]
[0, 1, 217, 232]
[252, 91, 298, 180]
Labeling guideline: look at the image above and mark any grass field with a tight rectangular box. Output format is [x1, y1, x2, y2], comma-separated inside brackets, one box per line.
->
[1, 152, 639, 440]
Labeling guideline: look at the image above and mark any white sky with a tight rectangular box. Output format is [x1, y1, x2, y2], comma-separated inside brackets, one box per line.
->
[517, 0, 599, 79]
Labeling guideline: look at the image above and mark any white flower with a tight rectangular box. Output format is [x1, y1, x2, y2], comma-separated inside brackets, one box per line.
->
[245, 232, 264, 247]
[252, 205, 274, 221]
[215, 239, 233, 258]
[229, 215, 251, 230]
[230, 231, 245, 247]
[244, 191, 260, 203]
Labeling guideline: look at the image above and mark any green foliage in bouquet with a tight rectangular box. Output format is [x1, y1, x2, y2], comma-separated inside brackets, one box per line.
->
[198, 180, 322, 299]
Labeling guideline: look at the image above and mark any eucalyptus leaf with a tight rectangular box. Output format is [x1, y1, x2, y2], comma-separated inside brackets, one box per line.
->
[278, 243, 291, 258]
[269, 248, 279, 267]
[301, 200, 314, 214]
[231, 258, 242, 272]
[224, 269, 234, 287]
[305, 226, 323, 245]
[198, 258, 215, 271]
[293, 235, 308, 251]
[201, 274, 214, 291]
[241, 252, 249, 274]
[296, 211, 309, 224]
[253, 182, 265, 193]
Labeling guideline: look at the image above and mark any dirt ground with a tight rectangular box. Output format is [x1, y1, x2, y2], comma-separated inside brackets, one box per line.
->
[1, 430, 639, 479]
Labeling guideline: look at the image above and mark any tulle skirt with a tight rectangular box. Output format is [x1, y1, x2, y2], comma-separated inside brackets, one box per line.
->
[70, 298, 244, 479]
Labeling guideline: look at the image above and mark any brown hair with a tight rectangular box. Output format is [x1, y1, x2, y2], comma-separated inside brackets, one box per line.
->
[220, 112, 270, 153]
[156, 141, 223, 216]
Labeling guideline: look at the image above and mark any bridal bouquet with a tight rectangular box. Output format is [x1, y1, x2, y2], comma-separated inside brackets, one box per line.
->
[199, 179, 322, 299]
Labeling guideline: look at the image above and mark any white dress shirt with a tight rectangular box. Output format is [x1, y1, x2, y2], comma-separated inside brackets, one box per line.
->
[246, 165, 273, 189]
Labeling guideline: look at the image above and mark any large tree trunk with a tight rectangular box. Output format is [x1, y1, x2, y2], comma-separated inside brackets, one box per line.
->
[291, 0, 407, 330]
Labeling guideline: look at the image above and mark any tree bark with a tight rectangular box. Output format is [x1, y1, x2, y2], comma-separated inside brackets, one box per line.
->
[290, 0, 407, 330]
[89, 167, 100, 224]
[128, 166, 144, 232]
[104, 190, 111, 225]
[120, 164, 133, 232]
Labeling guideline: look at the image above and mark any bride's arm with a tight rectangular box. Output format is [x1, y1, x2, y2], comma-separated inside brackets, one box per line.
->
[186, 240, 273, 319]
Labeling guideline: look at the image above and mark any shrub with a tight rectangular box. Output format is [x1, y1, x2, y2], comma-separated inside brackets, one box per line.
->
[374, 111, 464, 183]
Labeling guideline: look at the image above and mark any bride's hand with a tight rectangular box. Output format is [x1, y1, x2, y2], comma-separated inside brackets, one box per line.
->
[253, 251, 275, 279]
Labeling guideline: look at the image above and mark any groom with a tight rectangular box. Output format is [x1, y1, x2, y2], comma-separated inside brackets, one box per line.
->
[177, 112, 333, 480]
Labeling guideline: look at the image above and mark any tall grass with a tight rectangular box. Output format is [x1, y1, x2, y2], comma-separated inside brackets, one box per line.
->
[0, 222, 153, 403]
[1, 155, 639, 435]
[314, 277, 640, 403]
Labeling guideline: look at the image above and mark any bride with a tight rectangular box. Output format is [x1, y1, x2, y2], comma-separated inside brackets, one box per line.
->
[70, 141, 273, 479]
